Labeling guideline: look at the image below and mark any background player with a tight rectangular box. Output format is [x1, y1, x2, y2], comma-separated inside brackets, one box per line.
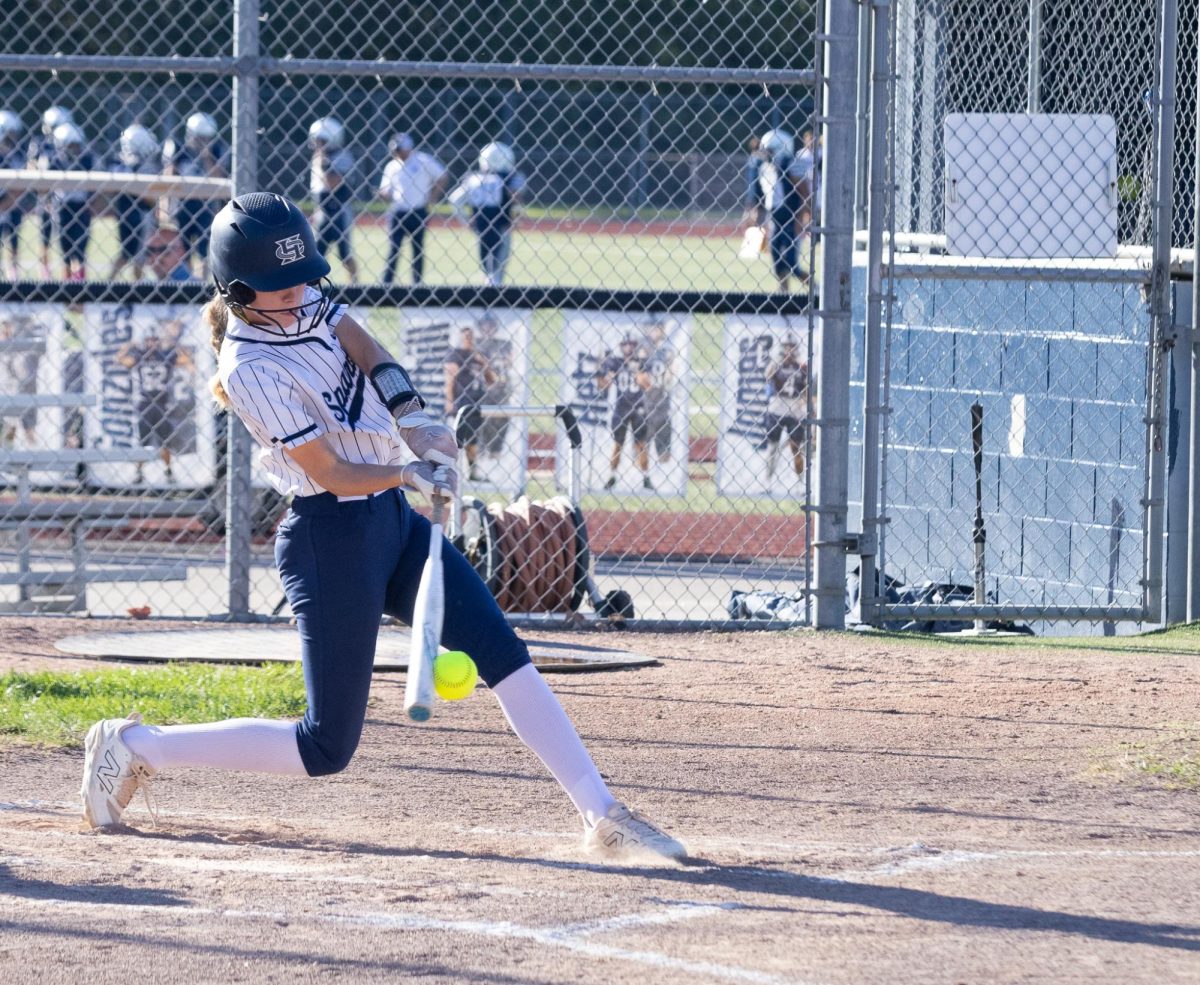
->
[31, 105, 73, 279]
[0, 110, 26, 279]
[163, 111, 228, 277]
[116, 326, 195, 484]
[308, 117, 359, 282]
[596, 333, 653, 491]
[108, 123, 161, 281]
[756, 128, 809, 294]
[78, 192, 684, 862]
[475, 313, 513, 462]
[0, 313, 44, 449]
[446, 141, 525, 286]
[640, 319, 676, 467]
[764, 334, 809, 482]
[444, 321, 495, 482]
[49, 122, 93, 281]
[377, 131, 446, 285]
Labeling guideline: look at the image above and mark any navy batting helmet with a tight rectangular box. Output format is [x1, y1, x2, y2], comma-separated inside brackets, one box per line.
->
[209, 193, 330, 306]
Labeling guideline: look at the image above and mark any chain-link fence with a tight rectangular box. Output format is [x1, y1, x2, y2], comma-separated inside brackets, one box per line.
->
[0, 0, 829, 623]
[852, 0, 1190, 630]
[1, 1, 1193, 630]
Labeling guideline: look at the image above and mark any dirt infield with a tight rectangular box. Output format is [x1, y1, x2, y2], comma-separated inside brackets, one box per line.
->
[2, 618, 1199, 984]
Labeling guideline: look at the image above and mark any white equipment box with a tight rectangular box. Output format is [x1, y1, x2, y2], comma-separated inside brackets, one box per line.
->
[944, 113, 1118, 259]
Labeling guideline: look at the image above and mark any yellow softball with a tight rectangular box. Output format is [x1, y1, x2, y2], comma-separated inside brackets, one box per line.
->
[433, 650, 478, 701]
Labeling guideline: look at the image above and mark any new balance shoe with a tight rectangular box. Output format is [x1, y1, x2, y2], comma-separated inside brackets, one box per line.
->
[582, 802, 686, 860]
[80, 712, 157, 829]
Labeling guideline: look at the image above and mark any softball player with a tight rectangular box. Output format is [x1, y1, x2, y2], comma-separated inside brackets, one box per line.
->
[764, 335, 809, 480]
[32, 106, 72, 279]
[79, 192, 684, 861]
[446, 141, 525, 286]
[162, 112, 229, 275]
[108, 124, 161, 281]
[596, 334, 653, 491]
[758, 129, 809, 294]
[0, 111, 26, 279]
[308, 117, 359, 282]
[48, 122, 93, 281]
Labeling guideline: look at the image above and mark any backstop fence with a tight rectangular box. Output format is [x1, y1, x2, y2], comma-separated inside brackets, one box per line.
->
[0, 0, 1193, 632]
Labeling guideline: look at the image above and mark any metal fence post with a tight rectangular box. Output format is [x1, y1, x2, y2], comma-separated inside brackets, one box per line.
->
[227, 0, 260, 619]
[813, 0, 860, 629]
[1027, 0, 1043, 113]
[1144, 0, 1180, 621]
[1188, 28, 1200, 621]
[858, 0, 891, 626]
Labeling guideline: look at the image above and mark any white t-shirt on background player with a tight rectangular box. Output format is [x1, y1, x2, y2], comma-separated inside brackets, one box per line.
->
[379, 152, 447, 212]
[218, 287, 405, 500]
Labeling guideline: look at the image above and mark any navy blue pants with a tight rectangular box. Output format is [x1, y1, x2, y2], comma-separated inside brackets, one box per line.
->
[382, 207, 428, 284]
[275, 489, 531, 777]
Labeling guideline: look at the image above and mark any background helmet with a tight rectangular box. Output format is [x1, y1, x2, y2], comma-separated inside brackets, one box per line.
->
[184, 112, 218, 149]
[478, 141, 515, 174]
[209, 193, 331, 305]
[388, 132, 415, 155]
[0, 110, 22, 147]
[759, 128, 795, 163]
[308, 117, 345, 150]
[41, 105, 73, 137]
[119, 124, 159, 167]
[52, 122, 86, 154]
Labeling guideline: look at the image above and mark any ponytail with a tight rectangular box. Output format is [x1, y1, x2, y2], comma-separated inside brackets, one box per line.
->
[202, 293, 231, 408]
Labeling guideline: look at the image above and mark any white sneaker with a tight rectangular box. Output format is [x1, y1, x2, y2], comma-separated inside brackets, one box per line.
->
[583, 802, 687, 860]
[80, 712, 157, 829]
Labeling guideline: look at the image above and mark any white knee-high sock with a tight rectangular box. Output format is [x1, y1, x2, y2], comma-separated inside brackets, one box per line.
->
[491, 663, 616, 824]
[122, 718, 309, 777]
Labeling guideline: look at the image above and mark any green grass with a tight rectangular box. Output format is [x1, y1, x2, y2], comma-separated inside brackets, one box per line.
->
[0, 662, 307, 749]
[17, 213, 791, 295]
[1096, 723, 1200, 791]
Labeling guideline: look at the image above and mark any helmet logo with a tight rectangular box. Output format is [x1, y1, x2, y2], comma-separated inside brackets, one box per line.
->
[275, 234, 306, 265]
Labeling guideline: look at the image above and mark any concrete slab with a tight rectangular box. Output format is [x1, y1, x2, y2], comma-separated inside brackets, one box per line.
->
[55, 627, 658, 673]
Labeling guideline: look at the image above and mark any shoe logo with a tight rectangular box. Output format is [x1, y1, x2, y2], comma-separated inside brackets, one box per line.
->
[96, 749, 121, 795]
[275, 234, 306, 265]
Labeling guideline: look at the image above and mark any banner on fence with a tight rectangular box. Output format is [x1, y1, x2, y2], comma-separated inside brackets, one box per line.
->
[401, 307, 531, 494]
[559, 311, 691, 496]
[718, 316, 812, 499]
[83, 303, 217, 489]
[0, 303, 69, 485]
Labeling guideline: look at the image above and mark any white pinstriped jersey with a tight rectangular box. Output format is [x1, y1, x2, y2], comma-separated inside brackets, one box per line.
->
[218, 287, 406, 498]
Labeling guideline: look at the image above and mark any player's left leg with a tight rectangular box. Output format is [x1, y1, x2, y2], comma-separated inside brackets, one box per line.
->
[409, 208, 428, 284]
[85, 493, 403, 830]
[382, 497, 685, 858]
[337, 207, 358, 281]
[493, 226, 513, 286]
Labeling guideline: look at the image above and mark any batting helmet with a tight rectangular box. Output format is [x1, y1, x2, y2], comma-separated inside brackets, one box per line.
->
[759, 128, 794, 163]
[478, 141, 515, 174]
[209, 193, 331, 307]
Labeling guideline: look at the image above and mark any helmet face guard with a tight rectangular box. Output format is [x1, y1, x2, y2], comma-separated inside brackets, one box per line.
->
[209, 193, 333, 337]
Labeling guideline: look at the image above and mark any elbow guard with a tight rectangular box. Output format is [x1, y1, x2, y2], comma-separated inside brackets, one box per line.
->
[370, 362, 425, 415]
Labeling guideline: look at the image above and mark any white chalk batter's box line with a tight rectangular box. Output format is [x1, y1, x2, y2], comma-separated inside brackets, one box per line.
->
[0, 895, 808, 985]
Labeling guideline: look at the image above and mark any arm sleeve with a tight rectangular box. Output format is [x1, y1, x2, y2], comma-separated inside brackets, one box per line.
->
[224, 361, 324, 451]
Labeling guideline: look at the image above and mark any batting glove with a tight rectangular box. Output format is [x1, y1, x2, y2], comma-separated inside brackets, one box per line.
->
[396, 409, 459, 468]
[399, 461, 457, 501]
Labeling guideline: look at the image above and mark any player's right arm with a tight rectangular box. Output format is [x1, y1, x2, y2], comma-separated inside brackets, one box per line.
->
[284, 435, 450, 499]
[225, 360, 452, 500]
